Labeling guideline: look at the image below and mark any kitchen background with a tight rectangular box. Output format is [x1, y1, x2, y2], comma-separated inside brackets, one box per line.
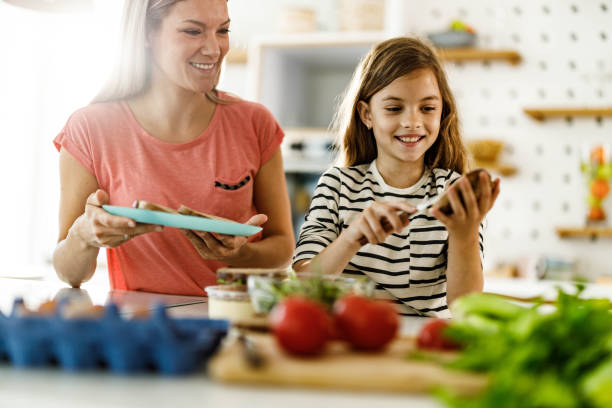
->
[0, 0, 610, 283]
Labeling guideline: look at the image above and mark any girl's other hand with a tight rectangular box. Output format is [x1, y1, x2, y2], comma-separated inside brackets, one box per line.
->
[341, 201, 416, 247]
[72, 189, 162, 248]
[431, 172, 500, 237]
[181, 213, 268, 262]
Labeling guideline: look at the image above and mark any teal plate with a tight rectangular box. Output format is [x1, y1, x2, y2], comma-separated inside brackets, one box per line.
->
[102, 205, 262, 236]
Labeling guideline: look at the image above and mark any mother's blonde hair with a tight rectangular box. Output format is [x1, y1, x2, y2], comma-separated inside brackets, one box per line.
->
[332, 37, 469, 174]
[92, 0, 226, 104]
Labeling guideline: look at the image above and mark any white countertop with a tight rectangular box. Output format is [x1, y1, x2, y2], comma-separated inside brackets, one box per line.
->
[0, 368, 442, 408]
[1, 275, 610, 408]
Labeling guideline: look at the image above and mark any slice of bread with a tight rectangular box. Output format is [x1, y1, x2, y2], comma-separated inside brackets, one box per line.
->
[176, 205, 233, 222]
[431, 169, 493, 215]
[133, 200, 178, 214]
[133, 200, 234, 222]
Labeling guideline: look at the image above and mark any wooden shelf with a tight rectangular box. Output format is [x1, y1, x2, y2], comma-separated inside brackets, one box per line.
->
[556, 226, 612, 239]
[251, 34, 521, 65]
[524, 107, 612, 121]
[473, 160, 517, 177]
[226, 48, 248, 64]
[437, 48, 522, 65]
[253, 31, 387, 48]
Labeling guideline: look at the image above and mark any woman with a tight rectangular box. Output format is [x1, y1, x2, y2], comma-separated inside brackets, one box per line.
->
[53, 0, 294, 295]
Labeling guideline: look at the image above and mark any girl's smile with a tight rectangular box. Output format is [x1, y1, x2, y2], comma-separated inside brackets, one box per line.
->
[395, 133, 426, 146]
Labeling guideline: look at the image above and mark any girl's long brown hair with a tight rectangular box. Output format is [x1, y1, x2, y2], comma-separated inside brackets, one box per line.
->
[332, 37, 469, 174]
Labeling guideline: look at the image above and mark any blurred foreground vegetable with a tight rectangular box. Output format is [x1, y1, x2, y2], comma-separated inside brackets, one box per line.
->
[270, 297, 333, 356]
[333, 295, 398, 351]
[439, 286, 612, 408]
[416, 319, 460, 351]
[270, 294, 398, 356]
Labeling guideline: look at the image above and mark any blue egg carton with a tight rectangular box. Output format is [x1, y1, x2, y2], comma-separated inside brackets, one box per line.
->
[0, 299, 229, 375]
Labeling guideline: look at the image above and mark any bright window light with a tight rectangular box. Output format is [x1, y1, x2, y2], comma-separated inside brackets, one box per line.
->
[0, 0, 124, 278]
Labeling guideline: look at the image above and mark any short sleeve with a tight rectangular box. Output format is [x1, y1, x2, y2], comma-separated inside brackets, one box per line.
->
[53, 109, 95, 176]
[293, 167, 342, 266]
[253, 104, 284, 167]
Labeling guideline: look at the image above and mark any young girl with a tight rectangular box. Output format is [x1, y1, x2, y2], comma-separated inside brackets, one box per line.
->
[293, 37, 500, 317]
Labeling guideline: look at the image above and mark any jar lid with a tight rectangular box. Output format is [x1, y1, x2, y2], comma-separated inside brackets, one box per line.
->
[205, 285, 251, 301]
[216, 267, 289, 284]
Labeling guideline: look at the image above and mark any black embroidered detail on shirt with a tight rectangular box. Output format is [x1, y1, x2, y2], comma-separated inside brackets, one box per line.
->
[215, 175, 251, 190]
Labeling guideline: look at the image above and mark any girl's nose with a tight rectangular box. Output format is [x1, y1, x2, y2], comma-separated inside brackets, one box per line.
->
[400, 112, 423, 129]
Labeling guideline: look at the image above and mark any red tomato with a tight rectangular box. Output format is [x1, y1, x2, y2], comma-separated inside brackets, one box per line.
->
[269, 296, 332, 356]
[416, 318, 459, 351]
[333, 295, 398, 351]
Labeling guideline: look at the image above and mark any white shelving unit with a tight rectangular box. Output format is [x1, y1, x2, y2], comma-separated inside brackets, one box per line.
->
[281, 127, 336, 174]
[247, 32, 387, 174]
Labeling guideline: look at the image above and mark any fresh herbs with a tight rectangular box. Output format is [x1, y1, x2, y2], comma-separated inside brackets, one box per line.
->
[217, 278, 245, 286]
[250, 273, 347, 313]
[439, 286, 612, 408]
[249, 269, 372, 314]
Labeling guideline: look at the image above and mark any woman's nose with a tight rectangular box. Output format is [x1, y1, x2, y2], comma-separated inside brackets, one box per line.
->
[199, 34, 221, 59]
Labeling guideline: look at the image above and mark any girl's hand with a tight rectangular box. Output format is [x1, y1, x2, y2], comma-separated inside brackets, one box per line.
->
[431, 172, 501, 237]
[73, 190, 163, 248]
[340, 201, 416, 247]
[181, 214, 268, 262]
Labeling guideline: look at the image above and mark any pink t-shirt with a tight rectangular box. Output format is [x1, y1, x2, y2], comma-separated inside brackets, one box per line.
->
[54, 94, 284, 295]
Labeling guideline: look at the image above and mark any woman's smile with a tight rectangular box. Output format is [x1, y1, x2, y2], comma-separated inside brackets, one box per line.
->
[189, 61, 217, 73]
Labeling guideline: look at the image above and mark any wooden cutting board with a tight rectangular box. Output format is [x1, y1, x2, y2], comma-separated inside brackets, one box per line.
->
[208, 333, 487, 395]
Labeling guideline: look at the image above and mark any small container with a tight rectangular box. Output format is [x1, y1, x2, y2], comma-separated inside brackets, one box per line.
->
[216, 267, 288, 285]
[205, 285, 256, 324]
[279, 8, 316, 33]
[248, 273, 375, 314]
[467, 139, 504, 163]
[427, 31, 476, 48]
[338, 0, 384, 31]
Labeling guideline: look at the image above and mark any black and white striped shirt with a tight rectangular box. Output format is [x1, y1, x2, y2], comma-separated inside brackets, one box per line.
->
[293, 160, 484, 317]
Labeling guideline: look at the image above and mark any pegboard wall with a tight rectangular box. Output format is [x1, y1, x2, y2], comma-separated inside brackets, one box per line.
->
[392, 0, 612, 278]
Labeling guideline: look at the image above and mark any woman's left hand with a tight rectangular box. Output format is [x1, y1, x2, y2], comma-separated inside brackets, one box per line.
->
[180, 214, 268, 263]
[430, 171, 500, 237]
